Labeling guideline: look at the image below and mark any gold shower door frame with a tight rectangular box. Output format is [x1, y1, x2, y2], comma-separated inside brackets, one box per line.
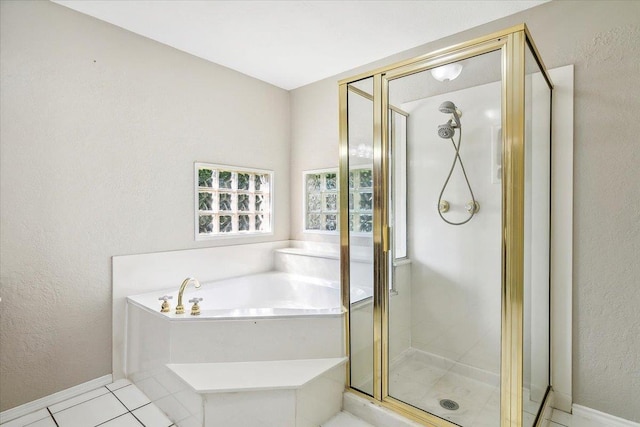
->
[338, 25, 554, 427]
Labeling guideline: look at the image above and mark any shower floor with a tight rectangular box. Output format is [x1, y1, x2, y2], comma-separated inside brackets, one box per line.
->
[388, 349, 498, 426]
[356, 349, 540, 426]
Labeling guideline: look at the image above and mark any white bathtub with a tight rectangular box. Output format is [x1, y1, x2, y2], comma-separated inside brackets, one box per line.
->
[127, 271, 371, 320]
[125, 271, 360, 425]
[125, 271, 371, 388]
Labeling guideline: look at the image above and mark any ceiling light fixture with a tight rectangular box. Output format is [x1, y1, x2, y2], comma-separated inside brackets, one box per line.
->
[430, 63, 463, 82]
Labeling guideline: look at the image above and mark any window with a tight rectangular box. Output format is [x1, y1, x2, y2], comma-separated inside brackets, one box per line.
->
[349, 167, 373, 234]
[195, 163, 272, 238]
[304, 168, 339, 233]
[303, 167, 373, 234]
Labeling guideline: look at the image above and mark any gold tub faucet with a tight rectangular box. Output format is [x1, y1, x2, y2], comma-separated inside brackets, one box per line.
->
[175, 277, 201, 314]
[189, 297, 203, 316]
[158, 295, 173, 313]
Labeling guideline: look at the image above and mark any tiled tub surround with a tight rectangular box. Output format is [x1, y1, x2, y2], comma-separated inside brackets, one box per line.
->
[125, 271, 356, 427]
[126, 275, 345, 372]
[112, 241, 292, 381]
[117, 245, 380, 426]
[112, 241, 367, 378]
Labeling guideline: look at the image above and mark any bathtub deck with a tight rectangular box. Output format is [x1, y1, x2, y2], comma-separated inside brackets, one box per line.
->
[167, 357, 347, 393]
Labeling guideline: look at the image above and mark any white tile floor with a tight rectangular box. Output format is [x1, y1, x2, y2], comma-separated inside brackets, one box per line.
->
[2, 380, 174, 427]
[2, 377, 617, 427]
[323, 411, 375, 427]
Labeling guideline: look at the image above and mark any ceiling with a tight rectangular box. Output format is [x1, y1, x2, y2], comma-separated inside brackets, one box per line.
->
[51, 1, 546, 90]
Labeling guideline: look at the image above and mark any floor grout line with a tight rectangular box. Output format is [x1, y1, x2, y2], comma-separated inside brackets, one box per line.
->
[2, 384, 179, 427]
[94, 412, 131, 427]
[129, 409, 145, 427]
[48, 386, 151, 427]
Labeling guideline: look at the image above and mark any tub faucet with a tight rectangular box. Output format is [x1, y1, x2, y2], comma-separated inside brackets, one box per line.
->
[176, 277, 201, 314]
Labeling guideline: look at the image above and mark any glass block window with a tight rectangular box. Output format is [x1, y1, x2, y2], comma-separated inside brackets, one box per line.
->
[348, 168, 374, 234]
[303, 167, 372, 234]
[196, 163, 272, 238]
[304, 169, 337, 232]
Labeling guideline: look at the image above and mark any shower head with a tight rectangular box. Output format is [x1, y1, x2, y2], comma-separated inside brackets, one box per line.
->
[438, 101, 457, 114]
[438, 119, 456, 139]
[439, 101, 461, 127]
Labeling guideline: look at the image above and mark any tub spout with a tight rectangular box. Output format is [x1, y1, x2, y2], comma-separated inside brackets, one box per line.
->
[176, 277, 201, 314]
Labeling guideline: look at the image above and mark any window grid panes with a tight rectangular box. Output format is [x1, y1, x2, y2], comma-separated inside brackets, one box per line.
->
[349, 168, 373, 233]
[196, 163, 272, 238]
[304, 171, 338, 232]
[303, 167, 372, 234]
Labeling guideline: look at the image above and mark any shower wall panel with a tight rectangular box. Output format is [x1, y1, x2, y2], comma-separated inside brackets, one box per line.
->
[403, 81, 502, 378]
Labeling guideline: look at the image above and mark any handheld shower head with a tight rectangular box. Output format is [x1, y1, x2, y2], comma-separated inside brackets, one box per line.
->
[439, 101, 461, 127]
[438, 101, 457, 114]
[438, 119, 456, 139]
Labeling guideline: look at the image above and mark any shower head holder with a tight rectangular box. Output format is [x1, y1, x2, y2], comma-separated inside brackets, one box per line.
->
[465, 201, 480, 214]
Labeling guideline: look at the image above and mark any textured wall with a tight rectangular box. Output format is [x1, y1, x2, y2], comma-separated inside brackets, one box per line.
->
[0, 1, 290, 411]
[290, 1, 640, 421]
[290, 79, 341, 243]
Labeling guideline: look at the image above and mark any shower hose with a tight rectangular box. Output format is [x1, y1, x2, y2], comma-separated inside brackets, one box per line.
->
[437, 127, 478, 225]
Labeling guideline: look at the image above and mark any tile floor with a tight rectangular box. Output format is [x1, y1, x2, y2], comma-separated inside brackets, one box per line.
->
[2, 380, 174, 427]
[2, 377, 615, 427]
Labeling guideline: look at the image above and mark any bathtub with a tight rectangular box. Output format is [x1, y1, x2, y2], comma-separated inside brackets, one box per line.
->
[127, 271, 371, 319]
[125, 271, 369, 395]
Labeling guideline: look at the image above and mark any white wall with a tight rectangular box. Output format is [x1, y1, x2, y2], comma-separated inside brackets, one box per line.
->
[0, 0, 290, 411]
[403, 82, 502, 376]
[290, 79, 341, 243]
[289, 1, 640, 421]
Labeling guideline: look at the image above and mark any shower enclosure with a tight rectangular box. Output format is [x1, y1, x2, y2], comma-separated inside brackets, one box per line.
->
[339, 25, 553, 426]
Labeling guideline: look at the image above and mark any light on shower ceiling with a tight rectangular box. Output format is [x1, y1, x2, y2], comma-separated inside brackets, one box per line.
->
[430, 63, 463, 82]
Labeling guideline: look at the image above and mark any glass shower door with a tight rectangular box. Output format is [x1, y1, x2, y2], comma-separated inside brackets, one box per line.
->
[387, 50, 504, 426]
[339, 26, 554, 427]
[522, 41, 552, 426]
[345, 77, 376, 396]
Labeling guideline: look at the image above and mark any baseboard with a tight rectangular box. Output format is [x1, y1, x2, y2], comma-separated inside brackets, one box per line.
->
[552, 391, 572, 413]
[573, 404, 640, 427]
[0, 374, 112, 424]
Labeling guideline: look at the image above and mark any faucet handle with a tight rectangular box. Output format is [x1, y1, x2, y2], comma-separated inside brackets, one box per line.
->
[189, 297, 203, 316]
[158, 295, 173, 313]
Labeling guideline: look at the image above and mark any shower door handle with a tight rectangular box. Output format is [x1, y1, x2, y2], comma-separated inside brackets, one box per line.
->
[383, 225, 391, 253]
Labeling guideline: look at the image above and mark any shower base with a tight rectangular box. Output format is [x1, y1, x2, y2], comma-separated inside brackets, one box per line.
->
[388, 349, 498, 426]
[354, 348, 540, 426]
